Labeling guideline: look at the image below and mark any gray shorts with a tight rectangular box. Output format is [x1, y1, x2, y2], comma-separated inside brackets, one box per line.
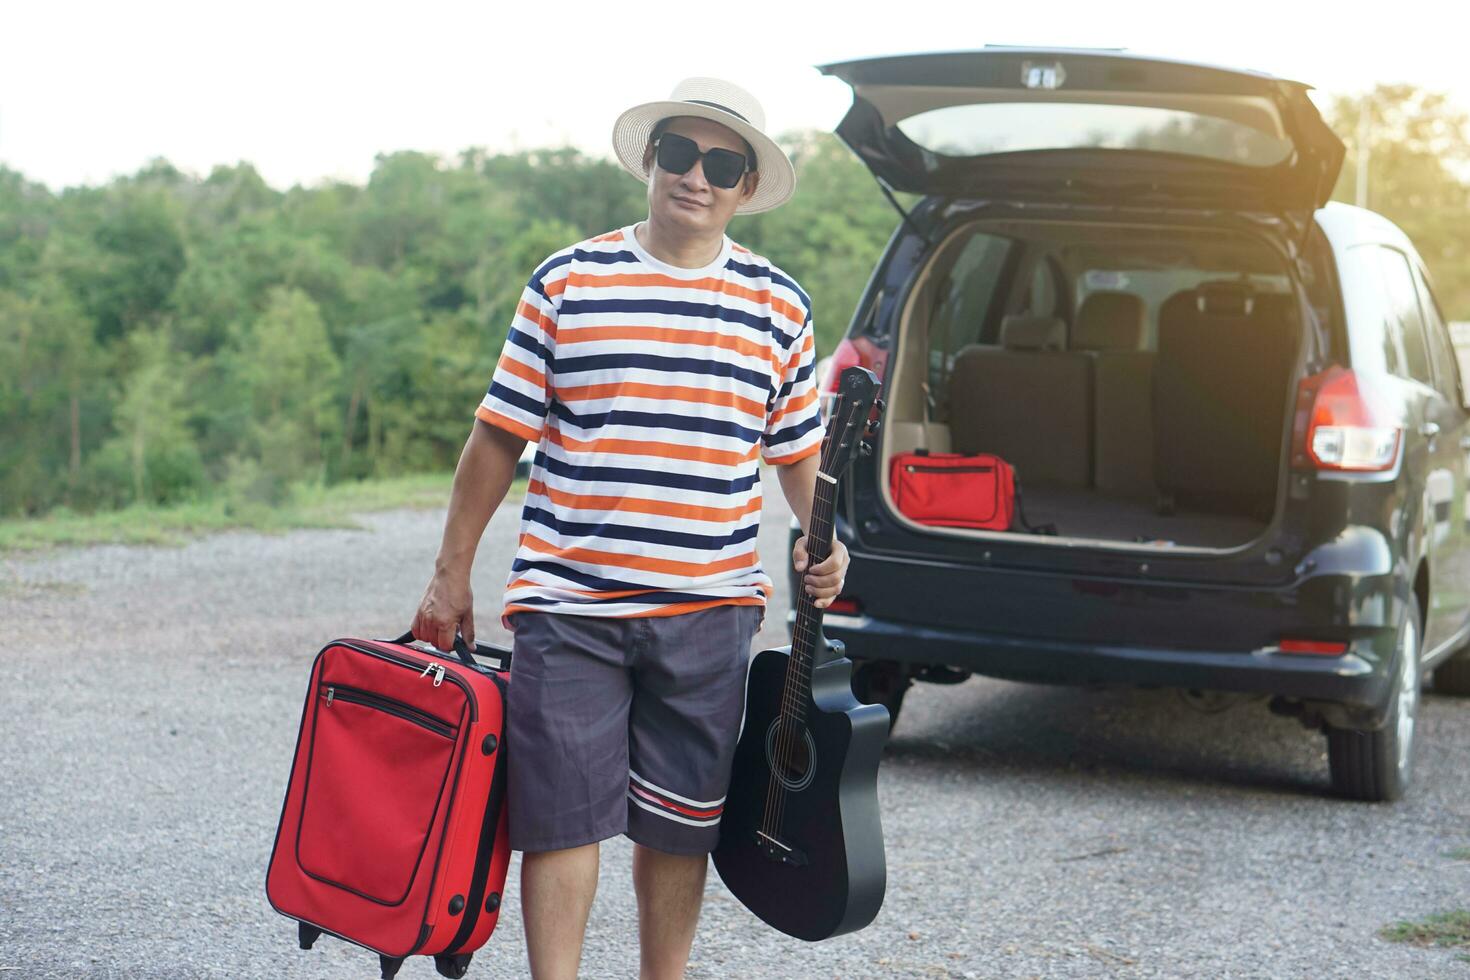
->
[505, 603, 764, 855]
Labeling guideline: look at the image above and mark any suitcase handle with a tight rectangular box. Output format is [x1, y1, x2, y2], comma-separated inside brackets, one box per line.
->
[389, 630, 511, 671]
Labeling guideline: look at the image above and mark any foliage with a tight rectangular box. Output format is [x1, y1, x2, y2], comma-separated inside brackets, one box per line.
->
[5, 83, 1466, 523]
[0, 132, 899, 520]
[1379, 908, 1470, 951]
[1327, 84, 1470, 317]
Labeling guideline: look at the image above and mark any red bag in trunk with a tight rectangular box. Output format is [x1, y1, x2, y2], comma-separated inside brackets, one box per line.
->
[890, 450, 1017, 529]
[266, 632, 510, 980]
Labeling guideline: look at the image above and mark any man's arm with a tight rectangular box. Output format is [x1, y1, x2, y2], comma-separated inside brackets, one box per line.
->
[775, 452, 848, 609]
[413, 418, 526, 650]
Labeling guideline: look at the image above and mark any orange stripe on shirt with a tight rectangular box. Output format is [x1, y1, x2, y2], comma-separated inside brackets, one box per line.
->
[506, 581, 663, 599]
[547, 428, 759, 467]
[555, 380, 767, 420]
[768, 387, 817, 427]
[564, 272, 805, 327]
[521, 533, 758, 577]
[503, 596, 764, 620]
[527, 478, 762, 523]
[763, 440, 823, 466]
[476, 405, 540, 442]
[556, 324, 784, 375]
[503, 582, 759, 605]
[517, 299, 558, 339]
[495, 351, 546, 391]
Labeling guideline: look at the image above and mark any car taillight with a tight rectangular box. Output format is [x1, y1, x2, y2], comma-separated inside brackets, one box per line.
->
[819, 337, 886, 419]
[1291, 366, 1402, 472]
[827, 597, 862, 615]
[820, 339, 866, 398]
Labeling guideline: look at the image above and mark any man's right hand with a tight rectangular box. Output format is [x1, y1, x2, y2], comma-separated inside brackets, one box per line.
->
[413, 571, 476, 653]
[414, 417, 526, 655]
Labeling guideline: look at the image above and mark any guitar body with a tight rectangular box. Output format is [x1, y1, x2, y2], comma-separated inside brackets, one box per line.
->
[713, 643, 889, 941]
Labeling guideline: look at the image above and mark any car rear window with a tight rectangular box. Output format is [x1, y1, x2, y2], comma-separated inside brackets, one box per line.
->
[896, 102, 1294, 167]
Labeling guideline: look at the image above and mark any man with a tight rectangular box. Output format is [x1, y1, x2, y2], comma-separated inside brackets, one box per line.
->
[412, 77, 849, 980]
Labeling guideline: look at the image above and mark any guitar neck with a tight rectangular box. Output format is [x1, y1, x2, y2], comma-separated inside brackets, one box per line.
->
[785, 464, 838, 704]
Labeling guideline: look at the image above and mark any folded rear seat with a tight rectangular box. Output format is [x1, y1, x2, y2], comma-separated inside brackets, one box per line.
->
[947, 315, 1092, 489]
[1075, 292, 1155, 497]
[1154, 281, 1297, 521]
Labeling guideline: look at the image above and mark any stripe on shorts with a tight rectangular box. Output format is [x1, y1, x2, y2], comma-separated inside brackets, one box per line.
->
[627, 770, 723, 827]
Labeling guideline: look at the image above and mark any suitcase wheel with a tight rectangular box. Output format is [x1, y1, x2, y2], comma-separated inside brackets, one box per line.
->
[379, 954, 406, 980]
[434, 952, 474, 978]
[297, 922, 322, 950]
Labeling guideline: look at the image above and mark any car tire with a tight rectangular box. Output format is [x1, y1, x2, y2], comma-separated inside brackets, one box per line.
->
[1430, 647, 1470, 695]
[850, 659, 910, 733]
[1326, 595, 1421, 802]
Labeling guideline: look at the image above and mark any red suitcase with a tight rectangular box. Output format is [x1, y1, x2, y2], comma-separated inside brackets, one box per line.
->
[266, 631, 511, 979]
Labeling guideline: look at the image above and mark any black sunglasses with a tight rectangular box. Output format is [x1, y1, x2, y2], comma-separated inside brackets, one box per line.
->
[652, 131, 750, 190]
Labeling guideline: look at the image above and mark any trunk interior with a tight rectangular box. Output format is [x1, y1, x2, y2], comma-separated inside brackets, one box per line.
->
[878, 214, 1302, 552]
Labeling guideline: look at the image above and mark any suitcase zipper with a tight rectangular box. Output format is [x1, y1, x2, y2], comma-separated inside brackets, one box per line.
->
[340, 642, 478, 722]
[319, 684, 455, 738]
[904, 464, 995, 473]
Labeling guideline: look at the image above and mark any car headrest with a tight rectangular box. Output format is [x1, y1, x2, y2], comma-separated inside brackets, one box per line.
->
[999, 315, 1066, 351]
[1194, 280, 1257, 317]
[1074, 292, 1146, 351]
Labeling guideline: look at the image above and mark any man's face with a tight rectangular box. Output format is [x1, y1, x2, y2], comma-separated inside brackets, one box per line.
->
[642, 115, 759, 236]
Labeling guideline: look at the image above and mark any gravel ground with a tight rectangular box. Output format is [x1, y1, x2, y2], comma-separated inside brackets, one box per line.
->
[3, 467, 1469, 979]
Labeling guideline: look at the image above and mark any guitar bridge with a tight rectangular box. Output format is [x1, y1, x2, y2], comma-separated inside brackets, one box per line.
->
[755, 830, 808, 867]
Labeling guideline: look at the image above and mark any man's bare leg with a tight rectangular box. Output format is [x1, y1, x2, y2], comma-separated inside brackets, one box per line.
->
[522, 842, 600, 980]
[632, 843, 708, 980]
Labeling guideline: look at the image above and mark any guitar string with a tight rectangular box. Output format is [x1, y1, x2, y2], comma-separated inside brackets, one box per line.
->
[762, 391, 867, 846]
[767, 450, 827, 836]
[774, 420, 848, 837]
[775, 516, 828, 833]
[767, 435, 832, 837]
[762, 434, 829, 839]
[770, 468, 835, 837]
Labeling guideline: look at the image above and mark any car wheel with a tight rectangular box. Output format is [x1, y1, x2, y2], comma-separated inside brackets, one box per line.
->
[1326, 595, 1421, 802]
[850, 660, 910, 733]
[1430, 646, 1470, 695]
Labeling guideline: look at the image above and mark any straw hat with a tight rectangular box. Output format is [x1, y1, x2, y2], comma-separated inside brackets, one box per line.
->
[611, 77, 797, 214]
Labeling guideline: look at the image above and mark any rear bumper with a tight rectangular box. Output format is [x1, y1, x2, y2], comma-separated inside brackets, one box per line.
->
[796, 609, 1396, 717]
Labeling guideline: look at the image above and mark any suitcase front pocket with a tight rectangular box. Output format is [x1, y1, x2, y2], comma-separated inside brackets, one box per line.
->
[296, 684, 460, 905]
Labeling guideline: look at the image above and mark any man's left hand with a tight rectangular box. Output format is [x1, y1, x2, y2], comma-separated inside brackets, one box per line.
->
[792, 534, 849, 609]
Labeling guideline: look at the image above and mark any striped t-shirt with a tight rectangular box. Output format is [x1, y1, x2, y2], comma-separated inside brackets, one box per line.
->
[475, 223, 824, 629]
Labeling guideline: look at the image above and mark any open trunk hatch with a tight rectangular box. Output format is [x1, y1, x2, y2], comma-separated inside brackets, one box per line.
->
[872, 211, 1307, 556]
[819, 48, 1345, 224]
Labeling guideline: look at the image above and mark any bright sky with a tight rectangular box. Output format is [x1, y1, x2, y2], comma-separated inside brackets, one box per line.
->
[3, 1, 1467, 190]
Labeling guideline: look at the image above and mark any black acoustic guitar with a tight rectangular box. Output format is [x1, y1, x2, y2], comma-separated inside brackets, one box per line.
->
[713, 365, 888, 941]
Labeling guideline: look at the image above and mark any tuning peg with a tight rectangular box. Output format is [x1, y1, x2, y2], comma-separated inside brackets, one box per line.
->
[874, 397, 885, 413]
[859, 440, 873, 457]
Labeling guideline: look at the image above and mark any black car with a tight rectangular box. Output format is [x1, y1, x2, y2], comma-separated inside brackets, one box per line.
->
[790, 47, 1470, 801]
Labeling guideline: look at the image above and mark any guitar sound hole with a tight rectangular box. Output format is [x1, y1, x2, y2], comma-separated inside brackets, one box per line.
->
[764, 719, 816, 792]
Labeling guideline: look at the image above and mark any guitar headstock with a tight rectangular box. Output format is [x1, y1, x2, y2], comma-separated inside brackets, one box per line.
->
[818, 368, 882, 480]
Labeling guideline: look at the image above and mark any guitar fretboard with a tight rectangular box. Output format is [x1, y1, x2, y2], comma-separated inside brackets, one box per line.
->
[778, 445, 838, 724]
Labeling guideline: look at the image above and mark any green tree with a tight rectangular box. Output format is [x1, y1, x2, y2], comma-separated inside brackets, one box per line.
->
[1328, 84, 1470, 318]
[732, 132, 902, 356]
[227, 287, 342, 492]
[97, 326, 202, 506]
